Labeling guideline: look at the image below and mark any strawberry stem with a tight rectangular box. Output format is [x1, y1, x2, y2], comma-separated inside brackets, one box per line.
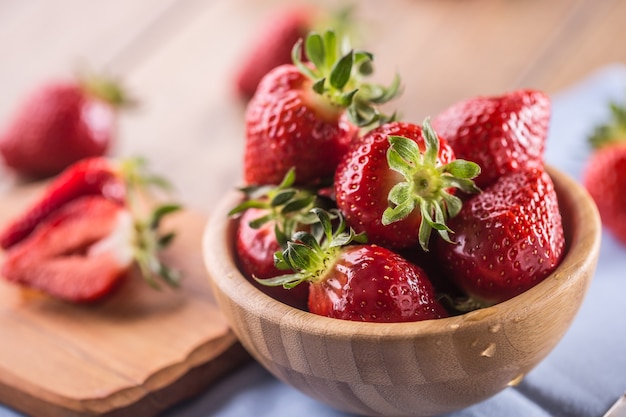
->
[256, 208, 366, 289]
[79, 70, 136, 108]
[437, 293, 490, 314]
[132, 203, 182, 289]
[382, 118, 481, 251]
[229, 168, 323, 246]
[589, 97, 626, 149]
[292, 29, 401, 128]
[115, 157, 182, 289]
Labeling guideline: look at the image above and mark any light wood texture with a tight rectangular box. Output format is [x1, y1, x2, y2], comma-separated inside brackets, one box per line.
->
[203, 166, 601, 417]
[0, 185, 249, 417]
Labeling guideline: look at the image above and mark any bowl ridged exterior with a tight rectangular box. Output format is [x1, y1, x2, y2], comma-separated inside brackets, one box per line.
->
[203, 166, 600, 417]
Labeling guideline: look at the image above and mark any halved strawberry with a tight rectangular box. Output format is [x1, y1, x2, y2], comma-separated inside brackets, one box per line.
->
[0, 156, 166, 250]
[2, 196, 134, 302]
[0, 157, 124, 249]
[0, 157, 181, 301]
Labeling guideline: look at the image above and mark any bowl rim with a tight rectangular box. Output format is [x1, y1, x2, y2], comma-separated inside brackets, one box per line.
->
[203, 165, 601, 338]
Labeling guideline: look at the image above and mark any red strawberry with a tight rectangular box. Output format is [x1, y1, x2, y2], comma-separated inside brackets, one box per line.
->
[434, 167, 565, 306]
[236, 207, 287, 280]
[235, 208, 309, 310]
[335, 119, 480, 251]
[0, 74, 131, 178]
[432, 89, 551, 188]
[0, 157, 181, 301]
[263, 209, 448, 322]
[1, 196, 134, 302]
[244, 29, 400, 186]
[583, 99, 626, 244]
[234, 6, 314, 100]
[230, 170, 318, 309]
[0, 157, 125, 249]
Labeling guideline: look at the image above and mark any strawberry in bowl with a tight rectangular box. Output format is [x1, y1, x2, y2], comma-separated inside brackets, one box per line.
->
[203, 25, 601, 416]
[203, 166, 600, 417]
[243, 29, 400, 187]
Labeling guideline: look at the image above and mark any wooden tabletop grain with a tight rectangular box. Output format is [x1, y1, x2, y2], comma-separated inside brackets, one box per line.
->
[1, 0, 625, 212]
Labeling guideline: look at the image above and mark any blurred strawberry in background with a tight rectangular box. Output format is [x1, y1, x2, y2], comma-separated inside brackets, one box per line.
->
[583, 97, 626, 246]
[233, 4, 355, 101]
[0, 72, 132, 179]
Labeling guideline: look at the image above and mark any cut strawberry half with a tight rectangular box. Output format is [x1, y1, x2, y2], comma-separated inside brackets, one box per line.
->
[1, 196, 134, 302]
[0, 157, 125, 250]
[0, 156, 182, 301]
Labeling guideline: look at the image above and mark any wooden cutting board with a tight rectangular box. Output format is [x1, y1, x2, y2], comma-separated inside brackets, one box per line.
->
[0, 183, 249, 417]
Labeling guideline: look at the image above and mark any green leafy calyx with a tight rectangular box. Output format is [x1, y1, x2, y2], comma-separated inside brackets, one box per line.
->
[116, 157, 182, 288]
[80, 71, 136, 108]
[589, 98, 626, 149]
[382, 118, 481, 251]
[229, 168, 320, 247]
[292, 29, 401, 127]
[256, 208, 366, 289]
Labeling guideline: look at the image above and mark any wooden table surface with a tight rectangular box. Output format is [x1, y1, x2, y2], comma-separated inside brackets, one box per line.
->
[1, 0, 625, 212]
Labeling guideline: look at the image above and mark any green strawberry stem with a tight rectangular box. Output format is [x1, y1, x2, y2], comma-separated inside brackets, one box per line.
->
[589, 97, 626, 149]
[117, 157, 182, 289]
[382, 118, 481, 251]
[313, 4, 357, 46]
[229, 167, 323, 246]
[256, 208, 366, 289]
[437, 293, 489, 315]
[292, 29, 401, 127]
[79, 70, 136, 108]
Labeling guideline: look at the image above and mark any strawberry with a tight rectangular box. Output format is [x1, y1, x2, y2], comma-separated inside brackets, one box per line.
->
[0, 156, 162, 250]
[434, 167, 565, 306]
[432, 89, 551, 188]
[236, 207, 288, 280]
[0, 157, 181, 301]
[244, 29, 400, 186]
[234, 5, 357, 101]
[334, 119, 480, 251]
[234, 6, 314, 100]
[235, 207, 309, 310]
[0, 157, 125, 249]
[0, 74, 131, 178]
[229, 169, 319, 309]
[262, 209, 448, 322]
[1, 196, 134, 302]
[583, 99, 626, 245]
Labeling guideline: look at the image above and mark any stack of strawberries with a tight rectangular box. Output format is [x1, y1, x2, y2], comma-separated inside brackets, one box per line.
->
[231, 28, 566, 323]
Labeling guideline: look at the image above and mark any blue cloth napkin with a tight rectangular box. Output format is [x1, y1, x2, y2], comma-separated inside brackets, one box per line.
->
[2, 65, 626, 417]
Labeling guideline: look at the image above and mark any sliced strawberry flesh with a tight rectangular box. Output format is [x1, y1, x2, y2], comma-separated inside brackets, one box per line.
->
[1, 195, 133, 303]
[0, 157, 125, 249]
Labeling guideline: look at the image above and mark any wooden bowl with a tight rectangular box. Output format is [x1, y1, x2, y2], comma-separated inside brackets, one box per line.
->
[202, 166, 601, 417]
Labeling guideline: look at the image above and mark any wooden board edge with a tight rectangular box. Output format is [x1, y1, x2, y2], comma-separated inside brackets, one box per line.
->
[0, 334, 251, 417]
